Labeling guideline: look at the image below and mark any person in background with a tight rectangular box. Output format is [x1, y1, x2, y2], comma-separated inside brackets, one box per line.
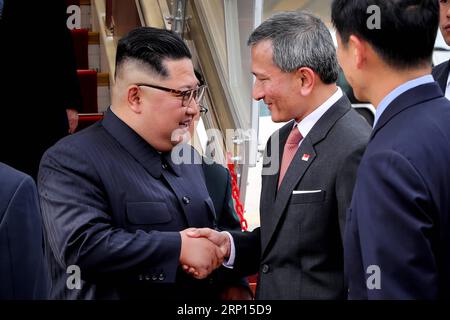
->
[0, 162, 49, 299]
[0, 0, 81, 180]
[433, 0, 450, 97]
[332, 0, 450, 299]
[189, 70, 253, 300]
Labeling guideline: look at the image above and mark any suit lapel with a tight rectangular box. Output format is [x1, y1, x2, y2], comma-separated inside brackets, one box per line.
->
[432, 60, 450, 93]
[261, 137, 317, 254]
[371, 82, 443, 140]
[260, 96, 352, 255]
[261, 121, 294, 207]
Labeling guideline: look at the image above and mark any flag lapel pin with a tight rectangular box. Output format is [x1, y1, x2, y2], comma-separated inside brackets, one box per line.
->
[302, 153, 310, 161]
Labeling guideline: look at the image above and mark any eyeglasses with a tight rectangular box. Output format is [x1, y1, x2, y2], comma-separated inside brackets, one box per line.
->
[199, 105, 208, 114]
[135, 83, 207, 109]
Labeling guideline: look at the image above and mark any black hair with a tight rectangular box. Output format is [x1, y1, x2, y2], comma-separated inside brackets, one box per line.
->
[115, 27, 191, 79]
[332, 0, 439, 69]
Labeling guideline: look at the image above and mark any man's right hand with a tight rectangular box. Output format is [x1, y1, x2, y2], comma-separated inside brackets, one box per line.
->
[187, 228, 231, 258]
[179, 228, 225, 279]
[181, 228, 232, 277]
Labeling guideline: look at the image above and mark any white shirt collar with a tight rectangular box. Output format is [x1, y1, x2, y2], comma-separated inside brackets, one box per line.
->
[293, 87, 343, 139]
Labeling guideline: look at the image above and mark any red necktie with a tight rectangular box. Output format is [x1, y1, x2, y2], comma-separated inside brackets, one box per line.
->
[278, 126, 303, 188]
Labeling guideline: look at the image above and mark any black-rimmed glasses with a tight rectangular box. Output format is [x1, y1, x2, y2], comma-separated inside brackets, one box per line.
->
[135, 83, 207, 109]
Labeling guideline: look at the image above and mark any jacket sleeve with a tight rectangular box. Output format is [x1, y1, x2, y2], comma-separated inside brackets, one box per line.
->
[230, 228, 261, 277]
[335, 141, 367, 242]
[351, 150, 438, 299]
[2, 175, 49, 299]
[38, 142, 181, 284]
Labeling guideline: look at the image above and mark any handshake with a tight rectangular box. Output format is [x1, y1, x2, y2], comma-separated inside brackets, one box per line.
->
[179, 228, 231, 279]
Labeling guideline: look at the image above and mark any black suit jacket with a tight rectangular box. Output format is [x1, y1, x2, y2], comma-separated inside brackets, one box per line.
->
[0, 162, 49, 299]
[231, 95, 371, 299]
[432, 59, 450, 93]
[0, 0, 81, 179]
[38, 108, 244, 300]
[202, 159, 241, 232]
[346, 82, 450, 299]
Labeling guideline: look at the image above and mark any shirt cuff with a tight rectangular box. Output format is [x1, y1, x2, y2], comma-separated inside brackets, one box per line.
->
[222, 231, 235, 269]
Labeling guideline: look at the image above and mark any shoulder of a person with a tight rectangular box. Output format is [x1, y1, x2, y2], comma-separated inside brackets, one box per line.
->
[432, 59, 450, 75]
[0, 163, 34, 214]
[46, 124, 106, 156]
[0, 162, 30, 191]
[330, 108, 372, 143]
[202, 157, 227, 176]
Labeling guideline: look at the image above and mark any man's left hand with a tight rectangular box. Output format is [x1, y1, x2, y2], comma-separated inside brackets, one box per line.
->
[66, 109, 79, 134]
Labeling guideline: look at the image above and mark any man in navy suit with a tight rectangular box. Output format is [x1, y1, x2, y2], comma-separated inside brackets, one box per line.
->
[332, 0, 450, 299]
[433, 0, 450, 96]
[0, 162, 49, 299]
[38, 27, 248, 299]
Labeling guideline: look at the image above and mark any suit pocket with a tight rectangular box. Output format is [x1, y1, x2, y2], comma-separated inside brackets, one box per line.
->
[126, 202, 172, 225]
[290, 190, 326, 204]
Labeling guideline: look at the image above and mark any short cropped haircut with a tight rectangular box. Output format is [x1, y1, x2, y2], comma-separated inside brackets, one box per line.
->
[332, 0, 438, 69]
[115, 27, 191, 79]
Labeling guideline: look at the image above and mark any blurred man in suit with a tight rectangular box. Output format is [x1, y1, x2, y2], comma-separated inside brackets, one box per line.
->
[433, 0, 450, 97]
[187, 11, 371, 299]
[0, 162, 49, 299]
[332, 0, 450, 299]
[189, 71, 252, 300]
[38, 27, 248, 299]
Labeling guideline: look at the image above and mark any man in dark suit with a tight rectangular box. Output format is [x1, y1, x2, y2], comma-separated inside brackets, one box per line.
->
[0, 162, 49, 299]
[0, 0, 81, 180]
[186, 11, 371, 299]
[333, 0, 450, 299]
[38, 27, 249, 300]
[432, 0, 450, 96]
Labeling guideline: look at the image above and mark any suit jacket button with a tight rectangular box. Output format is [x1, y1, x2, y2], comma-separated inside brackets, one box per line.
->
[261, 264, 270, 273]
[182, 196, 190, 204]
[159, 273, 165, 281]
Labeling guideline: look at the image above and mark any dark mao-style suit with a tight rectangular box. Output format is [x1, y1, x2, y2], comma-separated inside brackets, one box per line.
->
[0, 162, 49, 299]
[38, 108, 244, 299]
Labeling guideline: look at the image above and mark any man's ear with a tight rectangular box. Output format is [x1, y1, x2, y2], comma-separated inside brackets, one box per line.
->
[127, 85, 143, 113]
[297, 67, 315, 96]
[349, 35, 367, 69]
